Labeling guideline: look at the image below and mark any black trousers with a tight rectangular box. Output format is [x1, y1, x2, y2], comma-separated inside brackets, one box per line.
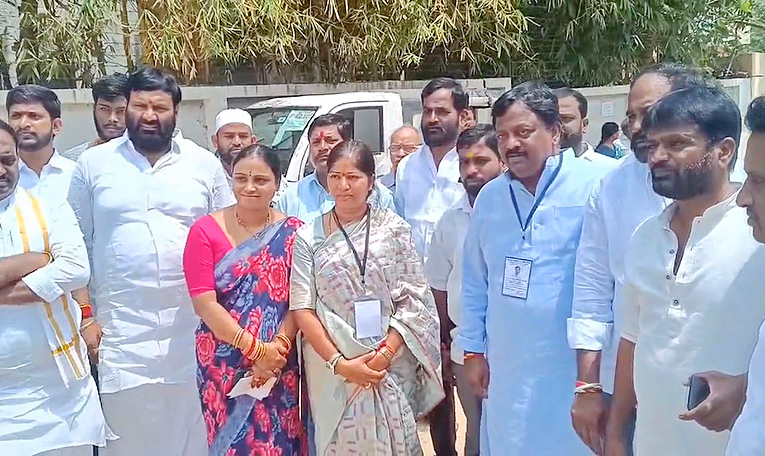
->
[427, 378, 457, 456]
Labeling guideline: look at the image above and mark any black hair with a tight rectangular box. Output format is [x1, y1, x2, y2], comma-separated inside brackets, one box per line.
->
[92, 73, 129, 103]
[600, 122, 620, 142]
[6, 84, 61, 119]
[554, 87, 588, 117]
[621, 118, 632, 141]
[632, 62, 711, 92]
[457, 124, 500, 157]
[127, 67, 182, 106]
[231, 144, 282, 184]
[327, 140, 376, 178]
[306, 114, 352, 141]
[421, 77, 469, 111]
[745, 96, 765, 134]
[0, 119, 16, 143]
[643, 85, 741, 171]
[492, 81, 560, 130]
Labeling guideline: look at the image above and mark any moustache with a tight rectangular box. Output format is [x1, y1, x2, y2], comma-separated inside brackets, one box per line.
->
[651, 165, 676, 178]
[504, 149, 526, 158]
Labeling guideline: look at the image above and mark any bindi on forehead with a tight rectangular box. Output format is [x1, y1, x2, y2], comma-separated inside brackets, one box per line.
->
[313, 127, 342, 142]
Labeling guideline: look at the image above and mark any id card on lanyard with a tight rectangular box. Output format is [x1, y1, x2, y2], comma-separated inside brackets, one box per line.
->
[502, 257, 533, 299]
[504, 153, 563, 299]
[334, 206, 383, 339]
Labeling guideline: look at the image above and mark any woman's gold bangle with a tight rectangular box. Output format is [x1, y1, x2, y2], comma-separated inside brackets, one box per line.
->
[249, 339, 266, 362]
[232, 328, 245, 350]
[275, 334, 292, 352]
[379, 346, 394, 362]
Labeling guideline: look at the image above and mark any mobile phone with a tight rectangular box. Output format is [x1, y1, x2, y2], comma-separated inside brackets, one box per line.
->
[687, 375, 710, 410]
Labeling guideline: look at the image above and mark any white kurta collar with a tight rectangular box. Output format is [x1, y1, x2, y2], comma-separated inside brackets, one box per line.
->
[658, 186, 741, 234]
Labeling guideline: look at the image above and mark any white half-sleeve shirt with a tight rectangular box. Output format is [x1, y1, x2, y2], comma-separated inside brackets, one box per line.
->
[425, 194, 471, 364]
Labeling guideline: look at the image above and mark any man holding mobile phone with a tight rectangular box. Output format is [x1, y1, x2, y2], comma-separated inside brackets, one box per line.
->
[604, 86, 765, 455]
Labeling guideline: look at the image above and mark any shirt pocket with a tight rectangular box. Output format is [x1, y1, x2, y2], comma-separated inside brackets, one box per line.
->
[553, 205, 585, 252]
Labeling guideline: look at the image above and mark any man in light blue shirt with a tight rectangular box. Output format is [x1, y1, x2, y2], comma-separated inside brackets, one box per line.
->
[276, 113, 395, 222]
[458, 82, 609, 455]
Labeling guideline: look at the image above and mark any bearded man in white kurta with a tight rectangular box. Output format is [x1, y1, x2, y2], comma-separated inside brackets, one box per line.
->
[68, 68, 233, 456]
[0, 120, 110, 456]
[606, 85, 765, 455]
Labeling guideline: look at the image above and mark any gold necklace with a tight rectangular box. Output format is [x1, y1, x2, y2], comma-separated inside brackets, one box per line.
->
[235, 207, 271, 237]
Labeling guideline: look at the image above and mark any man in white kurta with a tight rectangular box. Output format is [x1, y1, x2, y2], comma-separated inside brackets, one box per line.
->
[725, 96, 765, 455]
[395, 78, 469, 262]
[618, 194, 765, 454]
[607, 85, 765, 455]
[0, 122, 110, 456]
[567, 64, 706, 454]
[458, 82, 609, 455]
[396, 77, 471, 453]
[67, 67, 233, 456]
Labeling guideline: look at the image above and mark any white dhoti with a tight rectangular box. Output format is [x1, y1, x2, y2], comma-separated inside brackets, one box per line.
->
[100, 383, 207, 456]
[0, 305, 109, 456]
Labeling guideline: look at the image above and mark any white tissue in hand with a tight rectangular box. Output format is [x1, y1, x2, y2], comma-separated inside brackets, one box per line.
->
[227, 375, 277, 399]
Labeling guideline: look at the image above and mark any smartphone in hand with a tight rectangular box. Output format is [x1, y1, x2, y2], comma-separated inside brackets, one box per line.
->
[687, 375, 711, 410]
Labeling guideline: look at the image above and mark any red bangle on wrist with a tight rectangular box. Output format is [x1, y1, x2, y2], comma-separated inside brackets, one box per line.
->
[464, 352, 484, 360]
[378, 340, 397, 356]
[79, 304, 93, 319]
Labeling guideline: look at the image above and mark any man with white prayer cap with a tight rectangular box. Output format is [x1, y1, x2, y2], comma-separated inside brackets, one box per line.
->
[211, 108, 256, 186]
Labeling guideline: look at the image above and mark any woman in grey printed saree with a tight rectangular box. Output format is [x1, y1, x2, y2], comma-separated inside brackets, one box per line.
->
[290, 140, 444, 455]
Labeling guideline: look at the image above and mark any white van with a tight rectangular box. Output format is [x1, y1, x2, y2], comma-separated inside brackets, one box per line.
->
[246, 92, 404, 187]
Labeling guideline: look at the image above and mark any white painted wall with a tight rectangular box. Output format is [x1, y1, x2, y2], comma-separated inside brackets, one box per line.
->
[0, 78, 511, 152]
[0, 76, 754, 181]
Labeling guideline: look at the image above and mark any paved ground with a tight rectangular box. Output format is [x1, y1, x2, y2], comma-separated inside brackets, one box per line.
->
[418, 386, 467, 456]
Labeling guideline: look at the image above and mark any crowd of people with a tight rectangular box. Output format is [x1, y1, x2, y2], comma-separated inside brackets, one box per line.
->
[1, 61, 765, 456]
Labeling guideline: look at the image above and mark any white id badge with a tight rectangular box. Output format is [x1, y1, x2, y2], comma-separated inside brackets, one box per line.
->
[502, 257, 533, 299]
[353, 298, 383, 339]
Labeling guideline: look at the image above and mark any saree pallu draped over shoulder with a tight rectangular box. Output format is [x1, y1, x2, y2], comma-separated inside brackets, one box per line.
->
[196, 217, 306, 456]
[291, 208, 443, 456]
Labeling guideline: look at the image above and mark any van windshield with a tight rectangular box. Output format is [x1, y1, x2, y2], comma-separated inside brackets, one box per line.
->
[249, 107, 317, 173]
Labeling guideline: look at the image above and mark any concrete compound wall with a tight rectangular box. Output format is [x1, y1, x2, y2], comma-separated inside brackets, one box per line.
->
[0, 77, 756, 180]
[0, 78, 511, 153]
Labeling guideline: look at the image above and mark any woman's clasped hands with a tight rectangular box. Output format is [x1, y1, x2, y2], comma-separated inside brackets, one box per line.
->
[336, 351, 388, 389]
[249, 339, 289, 388]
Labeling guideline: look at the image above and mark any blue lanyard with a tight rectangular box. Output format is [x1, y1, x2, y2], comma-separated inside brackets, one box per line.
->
[509, 153, 564, 240]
